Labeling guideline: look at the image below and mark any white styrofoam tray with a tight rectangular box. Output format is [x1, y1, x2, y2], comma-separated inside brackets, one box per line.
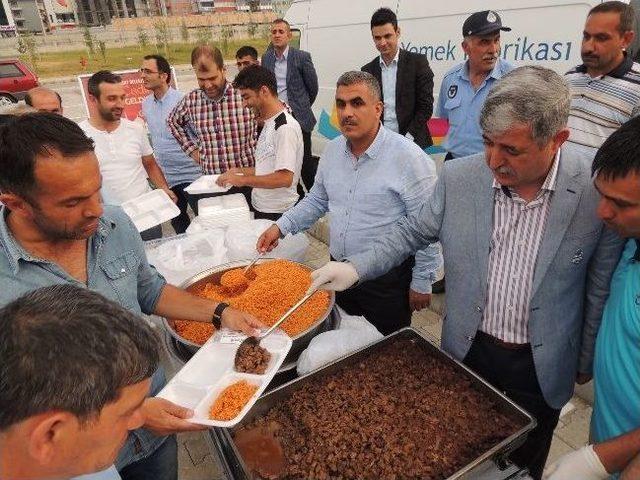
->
[198, 193, 249, 217]
[158, 328, 292, 428]
[121, 189, 180, 232]
[184, 175, 232, 195]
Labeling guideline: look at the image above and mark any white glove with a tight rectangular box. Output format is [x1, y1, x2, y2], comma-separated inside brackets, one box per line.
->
[308, 261, 359, 293]
[543, 445, 609, 480]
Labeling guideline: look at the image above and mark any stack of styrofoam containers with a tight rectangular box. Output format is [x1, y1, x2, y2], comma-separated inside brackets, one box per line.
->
[191, 193, 251, 230]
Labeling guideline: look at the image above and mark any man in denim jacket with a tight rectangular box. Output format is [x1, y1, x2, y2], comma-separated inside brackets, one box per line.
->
[0, 113, 261, 480]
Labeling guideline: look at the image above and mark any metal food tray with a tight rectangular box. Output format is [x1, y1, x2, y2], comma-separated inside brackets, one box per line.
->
[162, 259, 336, 363]
[213, 327, 536, 479]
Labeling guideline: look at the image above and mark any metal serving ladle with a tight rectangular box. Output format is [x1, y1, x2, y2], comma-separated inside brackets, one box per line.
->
[234, 290, 316, 366]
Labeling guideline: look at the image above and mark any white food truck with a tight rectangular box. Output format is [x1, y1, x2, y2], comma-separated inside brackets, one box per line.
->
[282, 0, 640, 157]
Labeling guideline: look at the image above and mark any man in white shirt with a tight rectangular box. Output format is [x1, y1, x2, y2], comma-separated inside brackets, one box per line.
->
[79, 70, 176, 240]
[217, 65, 302, 220]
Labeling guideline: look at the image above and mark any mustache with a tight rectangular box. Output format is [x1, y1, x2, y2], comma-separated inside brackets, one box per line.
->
[482, 54, 498, 61]
[494, 167, 514, 176]
[340, 118, 357, 126]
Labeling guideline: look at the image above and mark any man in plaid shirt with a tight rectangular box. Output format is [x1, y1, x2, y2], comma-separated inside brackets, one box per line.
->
[168, 45, 256, 174]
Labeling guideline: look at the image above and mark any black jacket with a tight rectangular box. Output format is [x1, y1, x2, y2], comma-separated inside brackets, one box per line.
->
[362, 49, 434, 148]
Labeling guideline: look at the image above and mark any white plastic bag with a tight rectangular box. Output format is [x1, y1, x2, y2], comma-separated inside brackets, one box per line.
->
[145, 230, 228, 285]
[225, 220, 309, 262]
[296, 307, 383, 376]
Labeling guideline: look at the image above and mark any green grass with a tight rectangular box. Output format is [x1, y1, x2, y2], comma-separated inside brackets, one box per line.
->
[23, 37, 271, 79]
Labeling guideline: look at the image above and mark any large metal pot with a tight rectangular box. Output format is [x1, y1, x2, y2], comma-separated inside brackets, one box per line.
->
[162, 258, 336, 364]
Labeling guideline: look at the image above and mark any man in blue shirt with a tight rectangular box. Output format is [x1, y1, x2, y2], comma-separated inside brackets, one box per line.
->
[437, 10, 513, 160]
[544, 115, 640, 479]
[0, 113, 261, 480]
[257, 71, 440, 334]
[141, 55, 202, 234]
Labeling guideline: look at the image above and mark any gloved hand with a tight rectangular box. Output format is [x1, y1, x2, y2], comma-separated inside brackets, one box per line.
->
[543, 445, 609, 480]
[308, 261, 360, 293]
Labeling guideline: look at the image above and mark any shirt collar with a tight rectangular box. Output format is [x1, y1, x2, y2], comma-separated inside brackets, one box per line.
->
[492, 149, 561, 194]
[345, 123, 387, 162]
[460, 59, 504, 82]
[0, 205, 116, 274]
[379, 48, 400, 68]
[276, 46, 289, 61]
[575, 53, 633, 78]
[153, 87, 174, 103]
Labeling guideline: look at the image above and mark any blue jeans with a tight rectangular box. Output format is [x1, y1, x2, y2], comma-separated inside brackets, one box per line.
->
[118, 435, 178, 480]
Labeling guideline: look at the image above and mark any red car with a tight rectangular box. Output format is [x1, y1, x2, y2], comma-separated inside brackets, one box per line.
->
[0, 59, 39, 106]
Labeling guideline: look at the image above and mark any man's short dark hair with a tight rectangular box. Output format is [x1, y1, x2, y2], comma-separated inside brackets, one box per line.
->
[370, 7, 398, 30]
[272, 18, 290, 29]
[144, 54, 172, 85]
[589, 1, 636, 33]
[233, 65, 277, 96]
[87, 70, 121, 99]
[24, 88, 62, 107]
[0, 112, 95, 199]
[235, 45, 258, 61]
[592, 115, 640, 180]
[0, 285, 160, 430]
[191, 44, 224, 70]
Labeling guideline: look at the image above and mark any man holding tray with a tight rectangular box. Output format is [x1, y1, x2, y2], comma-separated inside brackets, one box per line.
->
[216, 65, 303, 221]
[0, 113, 262, 480]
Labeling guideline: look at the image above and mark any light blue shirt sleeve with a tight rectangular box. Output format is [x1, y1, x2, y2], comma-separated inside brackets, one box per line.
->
[276, 158, 329, 236]
[348, 160, 447, 282]
[436, 77, 448, 119]
[399, 150, 440, 294]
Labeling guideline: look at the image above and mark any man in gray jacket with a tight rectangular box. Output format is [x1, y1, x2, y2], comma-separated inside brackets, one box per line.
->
[262, 18, 319, 191]
[305, 66, 624, 479]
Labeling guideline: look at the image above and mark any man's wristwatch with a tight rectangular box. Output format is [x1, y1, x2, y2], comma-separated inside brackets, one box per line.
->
[211, 302, 229, 329]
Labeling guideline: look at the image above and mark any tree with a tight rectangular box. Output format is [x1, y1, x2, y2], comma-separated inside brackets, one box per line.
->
[82, 26, 95, 57]
[220, 25, 234, 56]
[137, 26, 149, 50]
[247, 22, 258, 39]
[16, 32, 39, 73]
[153, 18, 171, 55]
[180, 18, 189, 43]
[97, 39, 107, 64]
[195, 26, 212, 45]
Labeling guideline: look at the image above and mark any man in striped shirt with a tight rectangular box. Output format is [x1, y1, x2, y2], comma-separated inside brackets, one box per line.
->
[167, 45, 256, 175]
[310, 66, 624, 479]
[565, 1, 640, 151]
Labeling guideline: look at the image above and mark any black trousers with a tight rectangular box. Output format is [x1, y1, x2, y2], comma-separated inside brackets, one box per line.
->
[253, 210, 282, 221]
[170, 183, 198, 234]
[463, 331, 561, 480]
[335, 256, 414, 335]
[300, 130, 317, 192]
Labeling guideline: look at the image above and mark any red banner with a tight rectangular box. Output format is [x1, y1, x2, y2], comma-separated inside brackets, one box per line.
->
[78, 68, 178, 122]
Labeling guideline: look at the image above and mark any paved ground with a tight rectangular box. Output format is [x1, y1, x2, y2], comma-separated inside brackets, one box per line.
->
[158, 233, 591, 479]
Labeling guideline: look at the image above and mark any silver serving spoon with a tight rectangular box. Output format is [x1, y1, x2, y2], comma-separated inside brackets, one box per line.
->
[243, 251, 265, 277]
[234, 290, 316, 368]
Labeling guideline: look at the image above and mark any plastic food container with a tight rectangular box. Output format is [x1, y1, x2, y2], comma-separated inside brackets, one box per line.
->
[121, 189, 180, 232]
[194, 193, 251, 228]
[158, 328, 292, 428]
[185, 175, 232, 195]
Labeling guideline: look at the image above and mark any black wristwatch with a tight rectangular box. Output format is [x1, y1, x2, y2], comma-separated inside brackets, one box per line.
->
[211, 302, 229, 329]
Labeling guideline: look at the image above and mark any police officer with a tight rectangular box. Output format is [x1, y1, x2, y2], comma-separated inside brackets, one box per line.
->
[437, 10, 513, 160]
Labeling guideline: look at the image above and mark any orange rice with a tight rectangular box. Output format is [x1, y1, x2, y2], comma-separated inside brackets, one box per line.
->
[209, 380, 259, 421]
[174, 260, 331, 345]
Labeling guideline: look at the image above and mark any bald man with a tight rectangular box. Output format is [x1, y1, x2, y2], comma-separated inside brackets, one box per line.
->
[25, 86, 63, 115]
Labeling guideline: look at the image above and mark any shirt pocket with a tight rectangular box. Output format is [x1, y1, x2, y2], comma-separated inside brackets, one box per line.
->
[443, 96, 463, 126]
[100, 250, 141, 310]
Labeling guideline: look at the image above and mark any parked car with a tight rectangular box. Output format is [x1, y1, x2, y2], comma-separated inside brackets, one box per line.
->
[0, 59, 39, 106]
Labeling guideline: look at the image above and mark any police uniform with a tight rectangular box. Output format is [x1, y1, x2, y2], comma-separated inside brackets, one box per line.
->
[437, 10, 513, 160]
[437, 59, 513, 159]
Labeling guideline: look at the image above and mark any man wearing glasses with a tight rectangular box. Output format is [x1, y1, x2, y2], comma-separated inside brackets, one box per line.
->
[141, 55, 202, 234]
